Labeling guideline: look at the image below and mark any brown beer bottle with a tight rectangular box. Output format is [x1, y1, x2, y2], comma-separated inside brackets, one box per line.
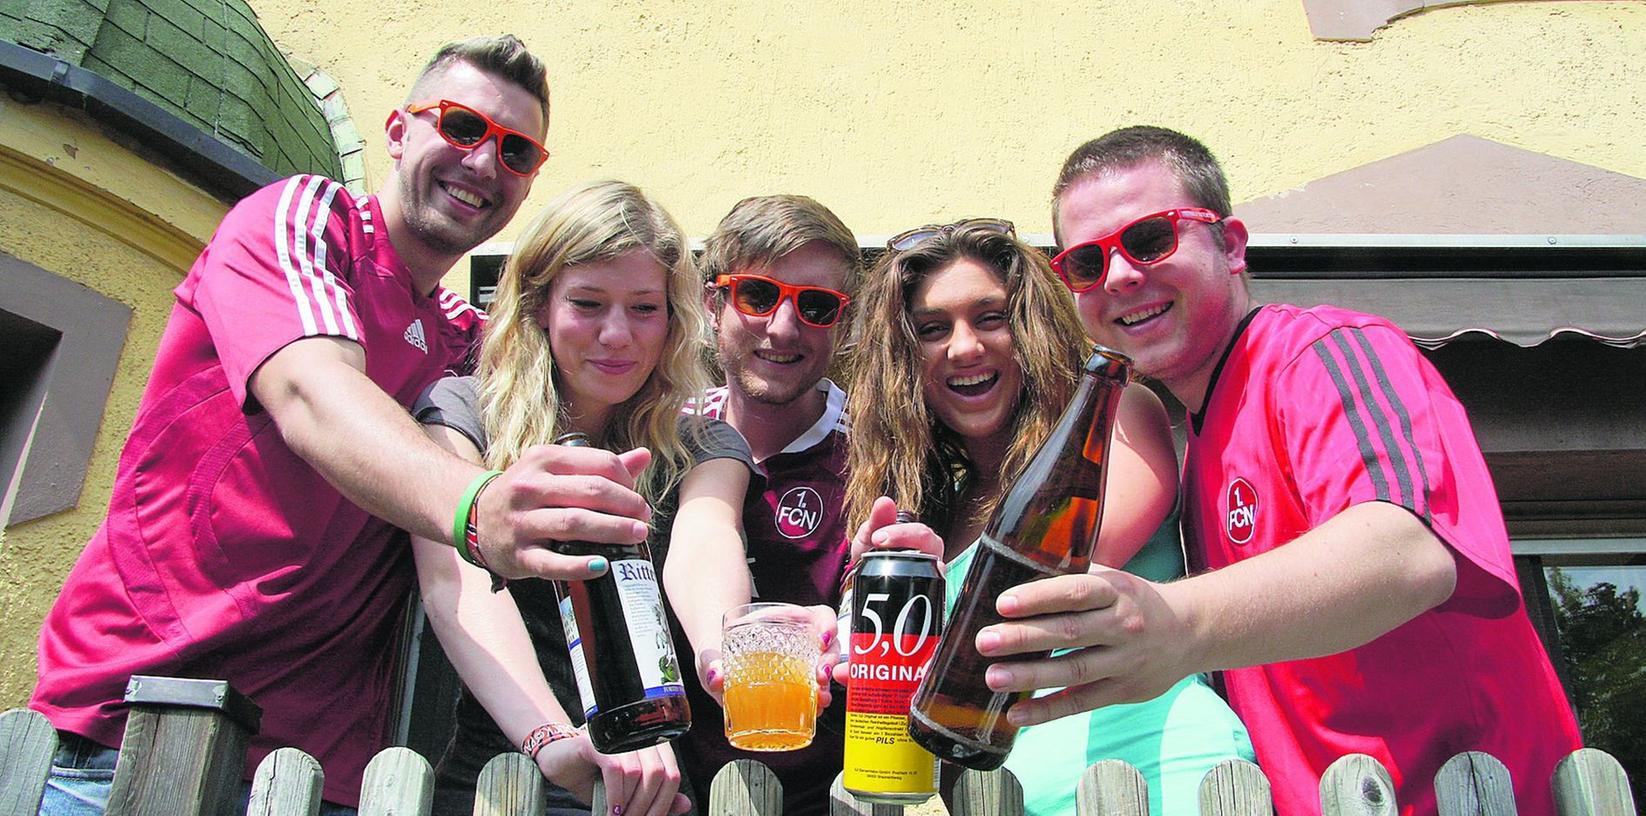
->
[907, 345, 1130, 769]
[551, 432, 691, 753]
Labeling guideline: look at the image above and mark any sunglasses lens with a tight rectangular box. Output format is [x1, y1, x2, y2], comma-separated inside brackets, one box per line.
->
[1120, 216, 1178, 263]
[437, 108, 488, 146]
[888, 229, 938, 252]
[796, 290, 844, 326]
[732, 278, 782, 315]
[1062, 246, 1109, 290]
[499, 135, 543, 174]
[968, 219, 1015, 236]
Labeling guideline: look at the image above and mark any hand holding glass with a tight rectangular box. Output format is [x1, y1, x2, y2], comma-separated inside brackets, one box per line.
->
[721, 602, 819, 751]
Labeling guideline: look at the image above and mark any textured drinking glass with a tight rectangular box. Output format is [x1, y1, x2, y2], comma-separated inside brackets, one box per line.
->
[721, 602, 818, 751]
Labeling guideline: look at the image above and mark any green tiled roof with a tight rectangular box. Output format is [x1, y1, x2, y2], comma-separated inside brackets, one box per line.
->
[2, 0, 343, 180]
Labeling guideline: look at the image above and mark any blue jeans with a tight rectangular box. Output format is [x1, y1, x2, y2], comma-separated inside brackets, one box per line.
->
[40, 731, 357, 816]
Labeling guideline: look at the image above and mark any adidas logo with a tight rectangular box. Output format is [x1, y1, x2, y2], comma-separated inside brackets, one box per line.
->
[403, 319, 428, 353]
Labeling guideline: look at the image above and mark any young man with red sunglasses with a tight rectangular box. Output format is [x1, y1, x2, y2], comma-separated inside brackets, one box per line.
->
[32, 36, 664, 816]
[972, 126, 1581, 816]
[662, 195, 861, 816]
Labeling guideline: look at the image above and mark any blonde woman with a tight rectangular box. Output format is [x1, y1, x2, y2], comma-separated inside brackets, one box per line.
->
[844, 221, 1253, 816]
[410, 180, 753, 816]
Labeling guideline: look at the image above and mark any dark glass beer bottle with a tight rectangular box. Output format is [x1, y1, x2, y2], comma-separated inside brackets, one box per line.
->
[551, 432, 691, 753]
[907, 345, 1130, 770]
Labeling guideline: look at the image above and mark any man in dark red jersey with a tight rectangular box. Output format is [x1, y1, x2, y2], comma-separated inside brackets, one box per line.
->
[973, 126, 1581, 816]
[32, 36, 656, 815]
[661, 195, 862, 816]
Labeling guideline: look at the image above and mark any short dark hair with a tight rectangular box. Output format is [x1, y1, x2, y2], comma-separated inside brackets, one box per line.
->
[1051, 126, 1231, 244]
[410, 35, 550, 128]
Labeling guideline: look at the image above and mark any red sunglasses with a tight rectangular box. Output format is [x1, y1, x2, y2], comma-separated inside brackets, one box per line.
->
[713, 274, 851, 328]
[405, 99, 549, 176]
[1050, 208, 1221, 293]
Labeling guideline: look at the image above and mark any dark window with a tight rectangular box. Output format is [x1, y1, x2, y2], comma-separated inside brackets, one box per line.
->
[0, 251, 132, 527]
[1518, 542, 1646, 806]
[0, 309, 60, 522]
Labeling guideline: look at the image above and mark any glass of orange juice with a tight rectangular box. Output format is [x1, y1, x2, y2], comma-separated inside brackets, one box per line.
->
[721, 602, 818, 751]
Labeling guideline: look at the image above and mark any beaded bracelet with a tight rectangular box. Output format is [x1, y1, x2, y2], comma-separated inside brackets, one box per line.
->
[521, 721, 581, 761]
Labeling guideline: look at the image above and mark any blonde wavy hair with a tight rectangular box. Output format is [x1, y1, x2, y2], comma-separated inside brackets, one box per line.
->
[844, 224, 1087, 535]
[478, 180, 710, 504]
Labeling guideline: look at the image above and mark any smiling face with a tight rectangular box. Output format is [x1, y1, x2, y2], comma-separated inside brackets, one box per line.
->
[382, 60, 545, 269]
[712, 240, 850, 406]
[1055, 159, 1251, 410]
[537, 249, 669, 432]
[910, 257, 1024, 459]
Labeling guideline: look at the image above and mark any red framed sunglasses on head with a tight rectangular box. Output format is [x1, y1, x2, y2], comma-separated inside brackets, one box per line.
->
[405, 99, 549, 176]
[1050, 208, 1222, 293]
[713, 274, 851, 328]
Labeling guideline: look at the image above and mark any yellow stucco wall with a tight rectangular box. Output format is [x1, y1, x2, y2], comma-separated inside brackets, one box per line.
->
[255, 0, 1642, 303]
[1, 0, 1641, 711]
[0, 99, 225, 707]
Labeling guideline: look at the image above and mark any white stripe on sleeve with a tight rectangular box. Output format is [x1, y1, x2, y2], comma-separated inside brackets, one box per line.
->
[308, 182, 358, 340]
[274, 177, 320, 336]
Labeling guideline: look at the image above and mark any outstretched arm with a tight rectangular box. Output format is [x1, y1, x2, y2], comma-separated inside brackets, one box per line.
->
[660, 458, 754, 701]
[978, 500, 1456, 725]
[251, 336, 651, 579]
[411, 423, 687, 816]
[662, 458, 836, 708]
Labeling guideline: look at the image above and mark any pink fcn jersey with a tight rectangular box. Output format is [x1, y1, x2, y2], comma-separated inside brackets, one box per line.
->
[31, 175, 483, 807]
[1182, 304, 1580, 816]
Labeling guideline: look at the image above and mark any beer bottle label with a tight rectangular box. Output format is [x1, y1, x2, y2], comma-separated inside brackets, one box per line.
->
[610, 558, 687, 703]
[560, 596, 599, 718]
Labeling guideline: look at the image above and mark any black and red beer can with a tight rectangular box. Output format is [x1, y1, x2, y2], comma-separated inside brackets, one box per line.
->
[843, 549, 944, 803]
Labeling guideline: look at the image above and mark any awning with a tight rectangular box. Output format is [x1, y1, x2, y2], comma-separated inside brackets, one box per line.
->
[1250, 277, 1646, 349]
[1244, 236, 1646, 349]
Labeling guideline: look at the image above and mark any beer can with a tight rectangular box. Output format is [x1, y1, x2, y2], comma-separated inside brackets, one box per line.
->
[843, 550, 944, 804]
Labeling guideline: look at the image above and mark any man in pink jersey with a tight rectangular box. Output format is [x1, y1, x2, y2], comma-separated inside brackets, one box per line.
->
[32, 36, 659, 815]
[969, 127, 1581, 815]
[661, 195, 861, 816]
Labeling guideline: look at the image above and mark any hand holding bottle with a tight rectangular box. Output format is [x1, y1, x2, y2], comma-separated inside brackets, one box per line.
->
[474, 443, 655, 580]
[971, 564, 1195, 728]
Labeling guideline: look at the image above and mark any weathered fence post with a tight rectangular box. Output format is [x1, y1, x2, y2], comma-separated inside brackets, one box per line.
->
[0, 708, 57, 816]
[1198, 759, 1272, 816]
[828, 773, 905, 816]
[950, 767, 1023, 816]
[106, 675, 262, 816]
[247, 747, 324, 816]
[357, 746, 433, 816]
[1320, 753, 1396, 816]
[709, 759, 783, 816]
[1076, 759, 1148, 816]
[473, 752, 545, 816]
[1435, 751, 1516, 816]
[1553, 748, 1637, 816]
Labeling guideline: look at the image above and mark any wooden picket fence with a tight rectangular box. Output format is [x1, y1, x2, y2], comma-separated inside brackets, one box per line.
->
[1, 698, 1637, 816]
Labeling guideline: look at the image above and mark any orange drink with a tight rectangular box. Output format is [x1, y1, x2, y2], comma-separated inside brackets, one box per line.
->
[721, 603, 818, 751]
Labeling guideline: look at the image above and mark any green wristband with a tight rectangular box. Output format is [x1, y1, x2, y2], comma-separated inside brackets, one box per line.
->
[453, 470, 504, 566]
